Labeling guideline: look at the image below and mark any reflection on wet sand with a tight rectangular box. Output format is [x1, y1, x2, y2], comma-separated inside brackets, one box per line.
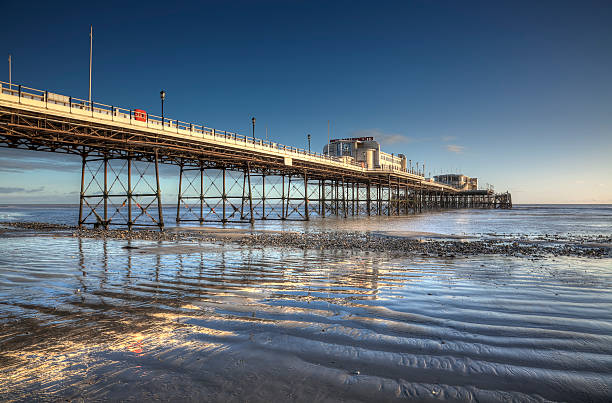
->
[0, 236, 611, 402]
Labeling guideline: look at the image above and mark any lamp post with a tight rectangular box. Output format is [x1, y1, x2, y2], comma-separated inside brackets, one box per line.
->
[307, 133, 311, 153]
[251, 117, 256, 140]
[160, 90, 165, 127]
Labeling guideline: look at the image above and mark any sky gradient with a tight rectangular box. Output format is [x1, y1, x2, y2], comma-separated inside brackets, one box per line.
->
[1, 0, 611, 204]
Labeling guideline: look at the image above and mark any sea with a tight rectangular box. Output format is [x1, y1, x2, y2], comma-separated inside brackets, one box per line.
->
[0, 204, 611, 402]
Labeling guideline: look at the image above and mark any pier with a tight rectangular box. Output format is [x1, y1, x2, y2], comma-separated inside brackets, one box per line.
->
[0, 81, 512, 229]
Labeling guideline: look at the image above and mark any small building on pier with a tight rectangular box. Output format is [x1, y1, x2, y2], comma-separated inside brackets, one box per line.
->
[433, 174, 478, 191]
[323, 137, 407, 171]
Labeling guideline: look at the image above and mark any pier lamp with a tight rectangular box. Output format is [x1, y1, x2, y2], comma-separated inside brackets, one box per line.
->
[252, 117, 256, 140]
[307, 133, 311, 153]
[160, 90, 166, 126]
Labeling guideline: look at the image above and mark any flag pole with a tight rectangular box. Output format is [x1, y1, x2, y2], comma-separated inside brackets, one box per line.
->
[89, 25, 93, 105]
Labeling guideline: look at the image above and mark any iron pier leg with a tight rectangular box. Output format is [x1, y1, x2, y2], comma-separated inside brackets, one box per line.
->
[387, 176, 391, 216]
[351, 182, 355, 216]
[103, 156, 108, 229]
[321, 179, 325, 217]
[396, 184, 400, 215]
[342, 177, 347, 218]
[356, 183, 359, 216]
[286, 175, 292, 219]
[222, 167, 227, 223]
[199, 165, 204, 224]
[281, 174, 286, 220]
[247, 163, 254, 224]
[154, 149, 164, 230]
[421, 190, 424, 213]
[240, 168, 247, 220]
[377, 183, 381, 215]
[367, 182, 371, 216]
[78, 153, 86, 228]
[333, 180, 337, 216]
[262, 173, 266, 219]
[304, 170, 309, 221]
[176, 163, 183, 223]
[127, 156, 132, 230]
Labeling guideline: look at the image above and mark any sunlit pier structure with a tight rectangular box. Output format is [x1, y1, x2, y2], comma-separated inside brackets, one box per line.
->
[0, 81, 512, 229]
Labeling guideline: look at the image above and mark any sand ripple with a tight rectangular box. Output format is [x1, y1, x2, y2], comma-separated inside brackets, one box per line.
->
[0, 236, 611, 402]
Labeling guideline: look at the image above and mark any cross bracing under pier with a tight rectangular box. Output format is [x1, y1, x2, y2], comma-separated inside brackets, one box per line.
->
[0, 81, 511, 229]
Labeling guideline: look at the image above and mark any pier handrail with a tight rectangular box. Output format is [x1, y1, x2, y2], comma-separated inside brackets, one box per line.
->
[0, 80, 368, 168]
[0, 81, 440, 178]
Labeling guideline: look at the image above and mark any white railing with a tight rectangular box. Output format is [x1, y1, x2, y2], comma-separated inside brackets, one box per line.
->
[0, 81, 439, 182]
[0, 80, 364, 169]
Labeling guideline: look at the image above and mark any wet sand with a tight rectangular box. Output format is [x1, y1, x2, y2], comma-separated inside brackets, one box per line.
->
[0, 222, 611, 401]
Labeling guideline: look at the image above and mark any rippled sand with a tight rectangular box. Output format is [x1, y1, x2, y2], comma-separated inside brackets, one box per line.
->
[0, 235, 611, 402]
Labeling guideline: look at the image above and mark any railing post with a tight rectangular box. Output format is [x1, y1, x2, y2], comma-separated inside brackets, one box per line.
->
[18, 85, 21, 103]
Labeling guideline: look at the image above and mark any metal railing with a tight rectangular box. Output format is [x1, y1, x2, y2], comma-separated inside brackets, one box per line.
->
[0, 81, 435, 180]
[0, 81, 366, 168]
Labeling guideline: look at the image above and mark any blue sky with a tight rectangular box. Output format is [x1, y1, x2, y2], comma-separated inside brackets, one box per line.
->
[1, 0, 611, 204]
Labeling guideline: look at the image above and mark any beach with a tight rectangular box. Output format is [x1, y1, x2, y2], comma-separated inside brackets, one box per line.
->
[0, 205, 611, 402]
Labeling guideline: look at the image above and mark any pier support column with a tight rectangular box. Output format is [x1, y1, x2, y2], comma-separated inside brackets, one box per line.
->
[103, 155, 108, 229]
[222, 167, 227, 223]
[281, 174, 286, 219]
[351, 182, 355, 216]
[321, 179, 325, 217]
[127, 155, 132, 230]
[355, 183, 360, 216]
[261, 173, 266, 220]
[387, 175, 392, 216]
[285, 175, 292, 219]
[304, 170, 309, 221]
[176, 163, 184, 223]
[154, 150, 165, 229]
[367, 182, 371, 216]
[78, 152, 164, 230]
[199, 165, 204, 223]
[247, 163, 254, 224]
[78, 152, 87, 228]
[240, 167, 247, 220]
